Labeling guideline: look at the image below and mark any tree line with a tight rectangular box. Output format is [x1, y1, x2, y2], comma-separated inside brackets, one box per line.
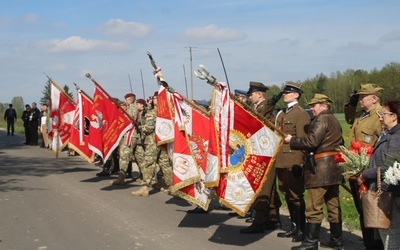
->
[1, 62, 399, 116]
[270, 62, 400, 113]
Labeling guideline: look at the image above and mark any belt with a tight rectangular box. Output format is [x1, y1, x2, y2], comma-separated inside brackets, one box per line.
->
[314, 151, 338, 160]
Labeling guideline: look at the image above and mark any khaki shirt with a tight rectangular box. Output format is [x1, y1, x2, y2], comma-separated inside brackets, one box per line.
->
[344, 103, 382, 146]
[275, 103, 310, 169]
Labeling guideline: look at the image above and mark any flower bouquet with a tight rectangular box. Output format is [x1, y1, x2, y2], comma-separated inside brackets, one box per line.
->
[384, 153, 400, 186]
[335, 141, 373, 177]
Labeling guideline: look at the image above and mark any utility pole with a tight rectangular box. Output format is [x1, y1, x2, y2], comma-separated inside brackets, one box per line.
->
[190, 46, 193, 100]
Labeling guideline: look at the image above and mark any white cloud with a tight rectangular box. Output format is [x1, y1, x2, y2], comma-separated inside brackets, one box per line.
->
[380, 29, 400, 43]
[276, 38, 300, 47]
[22, 13, 39, 23]
[182, 25, 245, 43]
[336, 42, 381, 52]
[13, 36, 132, 53]
[100, 18, 152, 38]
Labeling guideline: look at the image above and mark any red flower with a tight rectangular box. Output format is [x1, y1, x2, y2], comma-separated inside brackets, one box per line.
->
[351, 141, 363, 151]
[335, 153, 345, 163]
[365, 145, 374, 154]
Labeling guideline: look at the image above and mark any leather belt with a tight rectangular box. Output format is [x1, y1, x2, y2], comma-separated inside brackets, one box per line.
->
[314, 151, 338, 159]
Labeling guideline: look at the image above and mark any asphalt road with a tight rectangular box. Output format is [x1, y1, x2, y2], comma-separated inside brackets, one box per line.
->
[0, 130, 365, 250]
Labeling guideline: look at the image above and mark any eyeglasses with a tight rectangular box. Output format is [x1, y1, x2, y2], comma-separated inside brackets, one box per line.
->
[377, 110, 394, 117]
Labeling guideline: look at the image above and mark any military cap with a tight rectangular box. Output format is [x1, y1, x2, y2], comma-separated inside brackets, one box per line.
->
[136, 99, 146, 105]
[194, 100, 210, 110]
[124, 93, 136, 99]
[247, 81, 268, 95]
[307, 93, 333, 105]
[234, 89, 249, 97]
[358, 83, 383, 97]
[283, 81, 302, 94]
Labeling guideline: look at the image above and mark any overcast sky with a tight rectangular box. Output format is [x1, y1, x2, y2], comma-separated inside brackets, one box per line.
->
[0, 0, 399, 105]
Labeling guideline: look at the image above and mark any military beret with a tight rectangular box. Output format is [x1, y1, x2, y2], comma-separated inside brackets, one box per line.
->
[247, 81, 268, 95]
[124, 93, 136, 99]
[358, 83, 383, 97]
[234, 89, 249, 97]
[136, 99, 146, 105]
[283, 81, 302, 94]
[307, 93, 333, 105]
[194, 100, 210, 110]
[153, 91, 158, 97]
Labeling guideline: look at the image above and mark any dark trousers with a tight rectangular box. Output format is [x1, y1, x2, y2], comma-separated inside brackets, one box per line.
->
[29, 122, 38, 145]
[348, 176, 384, 250]
[7, 119, 15, 135]
[24, 125, 31, 144]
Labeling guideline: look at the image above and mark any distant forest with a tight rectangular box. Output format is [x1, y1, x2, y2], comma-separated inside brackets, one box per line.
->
[268, 61, 400, 113]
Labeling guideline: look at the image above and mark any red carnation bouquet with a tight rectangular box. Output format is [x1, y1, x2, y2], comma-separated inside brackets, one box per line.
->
[336, 141, 373, 195]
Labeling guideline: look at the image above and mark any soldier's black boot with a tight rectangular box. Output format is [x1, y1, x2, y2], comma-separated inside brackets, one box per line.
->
[291, 223, 320, 250]
[277, 204, 296, 238]
[320, 222, 343, 250]
[292, 201, 306, 242]
[125, 162, 132, 178]
[96, 160, 111, 177]
[240, 210, 265, 234]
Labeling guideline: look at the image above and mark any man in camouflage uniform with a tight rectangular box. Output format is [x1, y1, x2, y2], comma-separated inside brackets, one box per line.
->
[131, 92, 172, 196]
[344, 83, 384, 250]
[241, 81, 282, 234]
[275, 82, 310, 242]
[110, 93, 137, 185]
[133, 98, 147, 183]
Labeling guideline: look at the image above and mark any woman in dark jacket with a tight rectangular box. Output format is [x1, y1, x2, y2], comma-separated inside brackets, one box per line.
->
[358, 99, 400, 250]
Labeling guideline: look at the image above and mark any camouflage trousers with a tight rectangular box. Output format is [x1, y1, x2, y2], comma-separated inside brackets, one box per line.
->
[134, 145, 145, 176]
[118, 135, 137, 174]
[141, 143, 172, 187]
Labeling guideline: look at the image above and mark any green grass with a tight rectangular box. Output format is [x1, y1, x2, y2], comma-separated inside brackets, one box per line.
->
[2, 114, 361, 231]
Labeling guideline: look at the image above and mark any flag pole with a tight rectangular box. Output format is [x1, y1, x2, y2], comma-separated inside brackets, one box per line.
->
[146, 51, 209, 116]
[85, 73, 136, 124]
[140, 69, 146, 99]
[194, 65, 286, 137]
[217, 48, 231, 92]
[45, 74, 76, 105]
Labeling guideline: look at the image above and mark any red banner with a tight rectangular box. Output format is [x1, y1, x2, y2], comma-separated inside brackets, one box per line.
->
[88, 85, 133, 161]
[49, 82, 76, 156]
[68, 90, 94, 163]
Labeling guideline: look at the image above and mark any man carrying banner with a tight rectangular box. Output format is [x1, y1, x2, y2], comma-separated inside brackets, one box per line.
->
[285, 94, 344, 250]
[275, 82, 310, 242]
[240, 81, 282, 233]
[133, 98, 147, 183]
[110, 93, 137, 185]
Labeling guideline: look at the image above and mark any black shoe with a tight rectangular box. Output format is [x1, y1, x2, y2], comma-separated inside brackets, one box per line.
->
[237, 211, 252, 219]
[187, 207, 208, 214]
[264, 220, 282, 231]
[240, 222, 265, 234]
[277, 229, 296, 238]
[214, 204, 230, 211]
[125, 172, 132, 178]
[96, 170, 110, 177]
[245, 217, 254, 223]
[228, 212, 239, 217]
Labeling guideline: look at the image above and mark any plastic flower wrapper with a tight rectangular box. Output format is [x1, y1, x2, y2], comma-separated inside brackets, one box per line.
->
[384, 153, 400, 186]
[336, 141, 373, 176]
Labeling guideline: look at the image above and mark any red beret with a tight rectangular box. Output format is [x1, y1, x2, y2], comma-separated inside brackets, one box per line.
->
[136, 99, 146, 105]
[153, 91, 158, 97]
[124, 93, 136, 99]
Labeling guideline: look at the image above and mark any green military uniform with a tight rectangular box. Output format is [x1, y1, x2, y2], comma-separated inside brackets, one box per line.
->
[275, 83, 310, 242]
[344, 83, 385, 250]
[134, 108, 146, 182]
[111, 94, 137, 186]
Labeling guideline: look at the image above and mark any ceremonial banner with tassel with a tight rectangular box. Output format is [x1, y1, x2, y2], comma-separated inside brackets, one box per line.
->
[170, 91, 212, 210]
[195, 65, 283, 216]
[68, 89, 94, 163]
[49, 80, 76, 157]
[155, 84, 174, 145]
[88, 82, 133, 162]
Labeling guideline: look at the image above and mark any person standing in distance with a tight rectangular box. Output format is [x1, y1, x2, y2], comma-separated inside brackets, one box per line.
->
[4, 104, 17, 136]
